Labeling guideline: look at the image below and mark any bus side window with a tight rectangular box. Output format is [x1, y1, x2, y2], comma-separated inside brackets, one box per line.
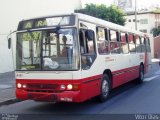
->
[110, 29, 121, 54]
[135, 35, 141, 53]
[79, 29, 96, 70]
[79, 29, 96, 54]
[146, 37, 151, 52]
[128, 34, 136, 53]
[97, 27, 109, 54]
[120, 32, 129, 54]
[141, 37, 146, 52]
[85, 30, 96, 54]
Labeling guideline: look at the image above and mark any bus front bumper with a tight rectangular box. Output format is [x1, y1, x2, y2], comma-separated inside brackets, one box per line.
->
[16, 89, 81, 102]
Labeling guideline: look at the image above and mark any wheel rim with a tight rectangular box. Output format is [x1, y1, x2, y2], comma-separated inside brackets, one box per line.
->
[102, 80, 109, 97]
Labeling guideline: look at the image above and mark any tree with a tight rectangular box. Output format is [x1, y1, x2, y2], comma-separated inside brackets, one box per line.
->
[75, 4, 126, 26]
[153, 7, 160, 13]
[152, 27, 160, 37]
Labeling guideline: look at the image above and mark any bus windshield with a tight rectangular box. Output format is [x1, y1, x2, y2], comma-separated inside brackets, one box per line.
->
[16, 28, 79, 71]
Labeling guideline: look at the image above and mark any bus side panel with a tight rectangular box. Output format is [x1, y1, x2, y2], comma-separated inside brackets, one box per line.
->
[80, 75, 101, 102]
[125, 66, 139, 82]
[112, 66, 139, 88]
[112, 71, 126, 88]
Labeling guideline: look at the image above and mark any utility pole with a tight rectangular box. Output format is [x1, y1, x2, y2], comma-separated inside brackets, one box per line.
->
[135, 0, 137, 30]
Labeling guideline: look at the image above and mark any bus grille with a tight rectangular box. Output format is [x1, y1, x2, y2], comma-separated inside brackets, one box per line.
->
[27, 84, 58, 90]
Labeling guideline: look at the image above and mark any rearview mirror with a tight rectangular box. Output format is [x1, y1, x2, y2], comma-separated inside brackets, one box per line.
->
[8, 38, 11, 49]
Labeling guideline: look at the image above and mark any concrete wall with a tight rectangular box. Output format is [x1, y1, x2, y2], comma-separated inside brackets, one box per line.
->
[0, 0, 81, 73]
[154, 36, 160, 58]
[125, 13, 155, 34]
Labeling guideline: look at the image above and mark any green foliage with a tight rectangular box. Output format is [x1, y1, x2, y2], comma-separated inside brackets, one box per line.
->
[152, 27, 160, 37]
[75, 4, 126, 26]
[153, 8, 160, 13]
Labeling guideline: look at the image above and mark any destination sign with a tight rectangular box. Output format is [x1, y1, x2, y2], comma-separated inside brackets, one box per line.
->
[18, 15, 75, 30]
[21, 31, 42, 41]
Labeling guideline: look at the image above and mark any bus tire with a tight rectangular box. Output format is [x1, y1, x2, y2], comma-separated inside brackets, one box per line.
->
[137, 64, 144, 83]
[98, 74, 111, 102]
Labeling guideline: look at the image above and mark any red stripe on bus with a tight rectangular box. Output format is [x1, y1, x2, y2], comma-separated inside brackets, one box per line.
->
[16, 65, 141, 102]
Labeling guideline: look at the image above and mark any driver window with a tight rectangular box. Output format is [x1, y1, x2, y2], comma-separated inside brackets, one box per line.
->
[79, 29, 96, 70]
[85, 30, 96, 54]
[79, 30, 86, 54]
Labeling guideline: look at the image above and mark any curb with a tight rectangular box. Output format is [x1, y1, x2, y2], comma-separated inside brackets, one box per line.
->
[0, 99, 22, 107]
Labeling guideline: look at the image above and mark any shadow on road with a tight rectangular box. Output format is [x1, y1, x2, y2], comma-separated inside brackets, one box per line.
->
[25, 80, 141, 114]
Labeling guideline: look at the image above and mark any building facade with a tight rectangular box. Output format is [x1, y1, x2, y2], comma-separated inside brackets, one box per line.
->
[125, 11, 160, 34]
[125, 11, 160, 58]
[0, 0, 82, 73]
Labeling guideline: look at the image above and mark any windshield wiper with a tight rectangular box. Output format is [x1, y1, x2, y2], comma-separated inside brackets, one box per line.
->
[58, 16, 65, 26]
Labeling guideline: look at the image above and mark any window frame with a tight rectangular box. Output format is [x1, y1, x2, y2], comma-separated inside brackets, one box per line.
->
[120, 31, 129, 54]
[109, 29, 121, 54]
[96, 26, 110, 55]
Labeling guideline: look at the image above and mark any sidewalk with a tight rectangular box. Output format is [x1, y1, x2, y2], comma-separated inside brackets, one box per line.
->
[145, 62, 160, 78]
[0, 71, 18, 106]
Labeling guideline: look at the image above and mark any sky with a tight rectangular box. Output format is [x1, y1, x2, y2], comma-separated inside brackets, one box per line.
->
[81, 0, 160, 9]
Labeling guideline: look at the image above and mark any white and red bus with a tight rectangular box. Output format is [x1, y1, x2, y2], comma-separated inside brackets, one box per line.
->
[14, 13, 151, 103]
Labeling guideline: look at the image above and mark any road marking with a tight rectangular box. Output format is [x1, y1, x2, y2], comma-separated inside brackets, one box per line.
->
[144, 75, 159, 82]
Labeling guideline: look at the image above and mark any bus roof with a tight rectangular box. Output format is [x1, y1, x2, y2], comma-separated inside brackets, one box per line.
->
[19, 13, 149, 37]
[75, 13, 148, 37]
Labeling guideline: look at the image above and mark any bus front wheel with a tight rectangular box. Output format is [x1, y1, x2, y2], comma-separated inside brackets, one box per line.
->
[98, 74, 111, 102]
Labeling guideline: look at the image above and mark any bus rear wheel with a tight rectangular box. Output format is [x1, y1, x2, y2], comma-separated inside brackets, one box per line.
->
[98, 74, 111, 102]
[137, 65, 144, 83]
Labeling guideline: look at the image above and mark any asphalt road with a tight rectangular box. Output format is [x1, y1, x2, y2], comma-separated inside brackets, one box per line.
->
[0, 72, 15, 90]
[0, 63, 160, 120]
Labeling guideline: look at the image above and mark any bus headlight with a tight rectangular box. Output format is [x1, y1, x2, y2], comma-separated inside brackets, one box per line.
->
[60, 85, 66, 90]
[17, 83, 22, 88]
[67, 84, 73, 90]
[22, 84, 27, 89]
